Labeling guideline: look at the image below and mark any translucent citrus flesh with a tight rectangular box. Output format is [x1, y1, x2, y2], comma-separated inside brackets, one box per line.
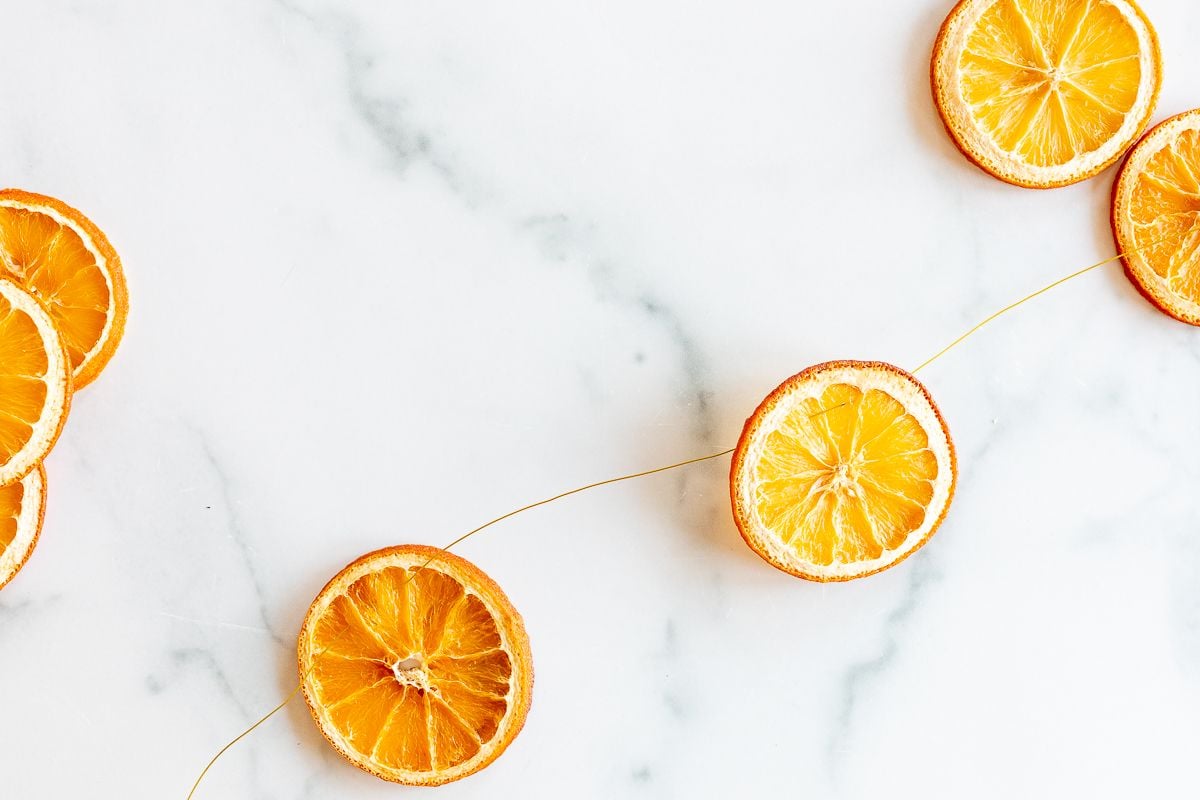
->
[0, 480, 24, 555]
[959, 0, 1142, 166]
[0, 206, 110, 374]
[752, 383, 938, 567]
[1126, 127, 1200, 299]
[0, 293, 50, 463]
[309, 567, 513, 774]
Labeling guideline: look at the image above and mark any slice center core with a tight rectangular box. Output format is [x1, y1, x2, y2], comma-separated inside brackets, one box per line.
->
[830, 462, 852, 486]
[392, 656, 432, 694]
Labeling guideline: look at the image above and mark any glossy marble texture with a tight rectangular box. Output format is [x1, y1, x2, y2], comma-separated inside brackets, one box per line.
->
[2, 1, 1199, 797]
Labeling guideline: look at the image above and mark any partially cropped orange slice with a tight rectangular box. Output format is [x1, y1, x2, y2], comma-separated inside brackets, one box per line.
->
[730, 361, 956, 581]
[298, 545, 533, 786]
[1112, 109, 1200, 325]
[0, 279, 70, 486]
[0, 466, 46, 591]
[932, 0, 1160, 188]
[0, 189, 127, 389]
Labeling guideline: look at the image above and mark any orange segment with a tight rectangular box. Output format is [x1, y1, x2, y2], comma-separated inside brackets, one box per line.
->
[434, 675, 508, 742]
[0, 466, 47, 591]
[932, 0, 1160, 187]
[298, 545, 533, 786]
[373, 687, 434, 772]
[0, 279, 71, 486]
[730, 361, 957, 581]
[1112, 109, 1200, 325]
[0, 189, 128, 389]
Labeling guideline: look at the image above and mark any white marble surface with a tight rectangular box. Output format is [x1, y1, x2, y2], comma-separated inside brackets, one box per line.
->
[2, 0, 1200, 797]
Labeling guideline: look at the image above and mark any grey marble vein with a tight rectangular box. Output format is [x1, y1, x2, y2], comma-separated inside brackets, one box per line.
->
[193, 429, 285, 648]
[268, 2, 718, 452]
[828, 556, 942, 785]
[272, 0, 477, 201]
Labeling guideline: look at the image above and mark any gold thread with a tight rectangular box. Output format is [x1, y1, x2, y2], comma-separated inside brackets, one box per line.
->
[186, 678, 307, 800]
[434, 447, 735, 555]
[911, 239, 1163, 374]
[185, 447, 733, 797]
[187, 240, 1165, 796]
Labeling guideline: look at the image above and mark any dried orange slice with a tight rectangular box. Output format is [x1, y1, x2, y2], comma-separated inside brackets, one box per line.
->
[931, 0, 1161, 188]
[0, 466, 46, 591]
[1112, 109, 1200, 325]
[0, 189, 128, 389]
[0, 279, 70, 486]
[730, 361, 956, 581]
[298, 545, 533, 786]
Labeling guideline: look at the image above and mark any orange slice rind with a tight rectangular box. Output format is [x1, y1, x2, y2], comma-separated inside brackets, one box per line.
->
[0, 189, 128, 389]
[0, 465, 46, 591]
[0, 279, 71, 486]
[1111, 108, 1200, 325]
[730, 361, 957, 582]
[298, 545, 533, 786]
[932, 0, 1161, 188]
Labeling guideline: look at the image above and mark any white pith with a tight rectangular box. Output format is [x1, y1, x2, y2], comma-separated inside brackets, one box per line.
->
[933, 0, 1159, 185]
[736, 365, 955, 580]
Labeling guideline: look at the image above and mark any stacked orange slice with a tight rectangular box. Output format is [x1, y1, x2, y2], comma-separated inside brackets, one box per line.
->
[0, 190, 127, 589]
[0, 467, 47, 591]
[0, 190, 128, 389]
[0, 279, 71, 488]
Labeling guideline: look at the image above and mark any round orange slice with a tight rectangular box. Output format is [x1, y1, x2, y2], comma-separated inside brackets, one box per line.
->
[730, 361, 957, 582]
[298, 545, 533, 786]
[0, 189, 128, 389]
[932, 0, 1161, 188]
[0, 279, 71, 486]
[0, 466, 46, 591]
[1111, 108, 1200, 325]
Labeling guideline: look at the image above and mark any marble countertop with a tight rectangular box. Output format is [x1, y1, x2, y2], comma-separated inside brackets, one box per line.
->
[3, 0, 1199, 797]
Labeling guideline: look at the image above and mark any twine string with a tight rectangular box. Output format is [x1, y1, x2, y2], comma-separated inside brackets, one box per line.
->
[187, 447, 734, 797]
[911, 253, 1117, 373]
[911, 236, 1162, 374]
[186, 682, 306, 799]
[186, 242, 1154, 797]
